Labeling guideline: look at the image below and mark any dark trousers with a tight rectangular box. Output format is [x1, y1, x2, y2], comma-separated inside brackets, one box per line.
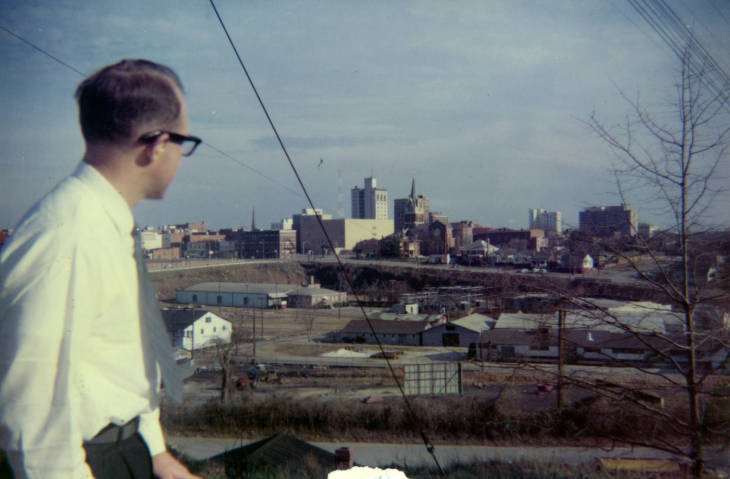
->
[83, 433, 153, 479]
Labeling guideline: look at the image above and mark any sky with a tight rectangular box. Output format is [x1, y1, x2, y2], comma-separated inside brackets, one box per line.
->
[1, 0, 729, 232]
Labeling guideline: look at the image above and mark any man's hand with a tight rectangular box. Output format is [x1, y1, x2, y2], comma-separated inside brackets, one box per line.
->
[152, 451, 203, 479]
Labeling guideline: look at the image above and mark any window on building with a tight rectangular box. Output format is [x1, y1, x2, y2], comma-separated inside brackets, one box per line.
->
[192, 294, 198, 303]
[217, 295, 222, 305]
[222, 325, 227, 331]
[205, 316, 212, 323]
[213, 327, 217, 332]
[200, 329, 204, 334]
[244, 297, 248, 305]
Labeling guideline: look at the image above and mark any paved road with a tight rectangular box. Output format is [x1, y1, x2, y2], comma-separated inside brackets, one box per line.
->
[167, 436, 729, 469]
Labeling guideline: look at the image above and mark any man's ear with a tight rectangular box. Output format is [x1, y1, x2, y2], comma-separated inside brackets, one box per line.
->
[137, 135, 167, 167]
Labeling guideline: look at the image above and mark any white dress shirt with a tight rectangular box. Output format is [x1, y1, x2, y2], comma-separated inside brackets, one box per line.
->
[0, 162, 170, 478]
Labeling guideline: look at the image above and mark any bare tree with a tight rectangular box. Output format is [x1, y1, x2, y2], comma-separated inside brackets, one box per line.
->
[215, 327, 247, 403]
[303, 309, 316, 342]
[579, 49, 730, 476]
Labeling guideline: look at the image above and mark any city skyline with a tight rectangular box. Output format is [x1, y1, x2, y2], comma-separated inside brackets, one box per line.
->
[2, 1, 729, 231]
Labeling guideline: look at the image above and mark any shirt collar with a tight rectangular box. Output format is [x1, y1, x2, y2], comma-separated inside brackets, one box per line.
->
[72, 161, 135, 237]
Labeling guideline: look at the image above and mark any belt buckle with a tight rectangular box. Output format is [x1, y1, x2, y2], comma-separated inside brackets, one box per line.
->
[89, 416, 139, 444]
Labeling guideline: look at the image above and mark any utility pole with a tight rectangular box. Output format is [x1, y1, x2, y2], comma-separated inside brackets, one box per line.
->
[557, 309, 565, 408]
[252, 307, 256, 363]
[190, 307, 195, 362]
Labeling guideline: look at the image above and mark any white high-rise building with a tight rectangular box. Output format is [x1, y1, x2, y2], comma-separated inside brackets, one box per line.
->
[529, 208, 562, 234]
[351, 177, 388, 220]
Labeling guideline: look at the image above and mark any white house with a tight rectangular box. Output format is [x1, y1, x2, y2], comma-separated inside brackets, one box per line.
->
[581, 254, 594, 272]
[162, 309, 232, 351]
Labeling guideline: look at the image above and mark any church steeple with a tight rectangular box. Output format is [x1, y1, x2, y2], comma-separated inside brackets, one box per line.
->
[410, 177, 416, 199]
[251, 207, 257, 231]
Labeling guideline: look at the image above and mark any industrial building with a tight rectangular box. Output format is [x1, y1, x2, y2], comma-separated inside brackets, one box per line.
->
[421, 314, 494, 347]
[472, 227, 547, 252]
[579, 204, 638, 237]
[292, 208, 332, 253]
[297, 216, 393, 253]
[240, 229, 297, 259]
[471, 328, 727, 368]
[176, 282, 347, 309]
[339, 319, 431, 345]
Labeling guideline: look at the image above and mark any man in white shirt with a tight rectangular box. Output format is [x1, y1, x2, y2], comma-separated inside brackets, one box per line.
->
[0, 60, 203, 478]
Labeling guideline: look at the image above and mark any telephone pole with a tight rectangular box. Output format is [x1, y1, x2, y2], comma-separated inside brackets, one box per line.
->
[557, 309, 565, 408]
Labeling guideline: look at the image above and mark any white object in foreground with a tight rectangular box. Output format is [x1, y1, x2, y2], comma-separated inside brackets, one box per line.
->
[328, 466, 408, 479]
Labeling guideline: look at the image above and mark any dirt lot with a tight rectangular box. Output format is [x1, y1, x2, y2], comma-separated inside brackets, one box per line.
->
[170, 303, 687, 418]
[152, 263, 699, 428]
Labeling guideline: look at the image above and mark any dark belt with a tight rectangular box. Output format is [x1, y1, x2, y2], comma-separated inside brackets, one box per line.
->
[86, 416, 140, 445]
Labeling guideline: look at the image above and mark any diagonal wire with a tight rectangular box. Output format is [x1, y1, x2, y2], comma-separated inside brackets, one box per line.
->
[625, 0, 730, 112]
[0, 22, 302, 201]
[208, 0, 446, 475]
[202, 142, 303, 198]
[0, 23, 85, 76]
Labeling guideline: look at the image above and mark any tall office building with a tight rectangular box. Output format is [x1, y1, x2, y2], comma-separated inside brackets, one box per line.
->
[351, 177, 388, 219]
[393, 178, 430, 233]
[579, 204, 638, 237]
[529, 208, 562, 234]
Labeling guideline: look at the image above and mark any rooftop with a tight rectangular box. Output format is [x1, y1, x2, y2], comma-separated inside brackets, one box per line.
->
[181, 282, 341, 297]
[341, 319, 431, 335]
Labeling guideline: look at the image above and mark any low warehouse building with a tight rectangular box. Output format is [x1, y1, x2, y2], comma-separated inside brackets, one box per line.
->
[339, 319, 430, 345]
[177, 282, 294, 308]
[287, 286, 348, 308]
[421, 313, 494, 347]
[176, 282, 346, 309]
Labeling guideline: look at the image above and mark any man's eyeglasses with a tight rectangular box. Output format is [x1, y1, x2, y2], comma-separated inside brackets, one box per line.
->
[139, 130, 202, 157]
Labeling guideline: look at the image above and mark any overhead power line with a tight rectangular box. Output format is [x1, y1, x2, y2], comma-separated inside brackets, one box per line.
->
[208, 0, 446, 475]
[0, 22, 301, 201]
[626, 0, 730, 112]
[0, 23, 85, 76]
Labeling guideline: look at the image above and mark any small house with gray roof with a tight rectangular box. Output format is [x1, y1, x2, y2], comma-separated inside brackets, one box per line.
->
[161, 309, 231, 351]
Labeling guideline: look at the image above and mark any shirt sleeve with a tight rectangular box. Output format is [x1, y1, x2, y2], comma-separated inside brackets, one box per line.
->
[0, 223, 98, 478]
[137, 407, 166, 457]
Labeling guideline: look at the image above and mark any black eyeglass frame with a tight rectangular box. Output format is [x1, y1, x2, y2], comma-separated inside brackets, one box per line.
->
[138, 130, 202, 157]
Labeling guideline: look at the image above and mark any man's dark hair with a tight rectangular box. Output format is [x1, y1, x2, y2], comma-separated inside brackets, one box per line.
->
[75, 59, 184, 143]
